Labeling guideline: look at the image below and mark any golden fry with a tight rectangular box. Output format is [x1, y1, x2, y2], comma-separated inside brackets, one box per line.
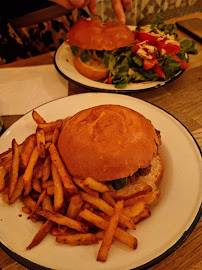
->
[83, 177, 109, 193]
[41, 156, 51, 182]
[26, 220, 54, 250]
[56, 233, 98, 246]
[123, 191, 161, 207]
[49, 144, 78, 196]
[23, 146, 39, 195]
[32, 110, 46, 125]
[38, 120, 62, 133]
[51, 162, 64, 212]
[36, 129, 46, 158]
[132, 208, 151, 224]
[20, 134, 36, 169]
[73, 177, 99, 198]
[29, 190, 47, 217]
[122, 202, 146, 219]
[39, 210, 88, 233]
[66, 194, 83, 219]
[80, 191, 135, 230]
[0, 167, 7, 192]
[8, 139, 20, 199]
[102, 192, 116, 207]
[97, 200, 124, 262]
[52, 127, 60, 144]
[32, 178, 42, 193]
[46, 185, 55, 196]
[9, 175, 24, 204]
[42, 194, 54, 211]
[79, 209, 137, 249]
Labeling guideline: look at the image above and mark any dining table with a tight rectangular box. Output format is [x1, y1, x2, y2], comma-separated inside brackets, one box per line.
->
[0, 12, 201, 270]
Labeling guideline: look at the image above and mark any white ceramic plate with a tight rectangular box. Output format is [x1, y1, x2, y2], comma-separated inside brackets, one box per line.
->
[0, 93, 201, 270]
[54, 41, 184, 93]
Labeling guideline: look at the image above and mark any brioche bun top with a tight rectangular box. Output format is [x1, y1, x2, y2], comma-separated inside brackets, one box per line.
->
[57, 105, 160, 181]
[68, 17, 135, 51]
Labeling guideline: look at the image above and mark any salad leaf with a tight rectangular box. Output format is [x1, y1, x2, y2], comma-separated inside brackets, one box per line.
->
[180, 39, 198, 54]
[80, 50, 90, 62]
[70, 45, 79, 56]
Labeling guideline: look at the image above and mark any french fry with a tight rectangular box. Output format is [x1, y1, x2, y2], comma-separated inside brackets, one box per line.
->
[42, 180, 54, 189]
[9, 175, 24, 204]
[102, 192, 116, 207]
[80, 191, 135, 230]
[22, 206, 32, 214]
[46, 185, 55, 196]
[73, 177, 99, 198]
[56, 233, 98, 246]
[51, 226, 69, 236]
[38, 120, 62, 133]
[51, 162, 64, 212]
[23, 146, 39, 196]
[39, 210, 88, 233]
[26, 220, 54, 250]
[8, 139, 20, 199]
[96, 230, 105, 240]
[2, 159, 12, 172]
[45, 132, 53, 142]
[2, 188, 9, 204]
[97, 200, 124, 262]
[32, 110, 46, 125]
[41, 156, 51, 182]
[42, 194, 54, 211]
[0, 167, 7, 191]
[49, 144, 78, 196]
[123, 191, 161, 207]
[29, 190, 47, 217]
[79, 209, 137, 249]
[132, 208, 151, 224]
[32, 178, 42, 193]
[83, 177, 109, 193]
[20, 134, 36, 169]
[122, 202, 146, 219]
[66, 194, 83, 219]
[36, 129, 46, 158]
[0, 150, 12, 167]
[52, 127, 60, 144]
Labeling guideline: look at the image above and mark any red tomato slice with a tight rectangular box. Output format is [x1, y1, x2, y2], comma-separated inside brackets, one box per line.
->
[171, 54, 181, 62]
[153, 65, 165, 78]
[107, 77, 113, 84]
[143, 59, 156, 70]
[139, 32, 158, 42]
[133, 44, 139, 52]
[180, 60, 189, 69]
[164, 43, 181, 54]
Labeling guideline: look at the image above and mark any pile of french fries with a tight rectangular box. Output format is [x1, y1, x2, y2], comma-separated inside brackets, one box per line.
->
[0, 110, 161, 262]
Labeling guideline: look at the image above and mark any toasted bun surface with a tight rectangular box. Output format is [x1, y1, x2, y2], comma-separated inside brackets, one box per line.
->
[73, 56, 109, 81]
[57, 105, 160, 181]
[68, 17, 135, 50]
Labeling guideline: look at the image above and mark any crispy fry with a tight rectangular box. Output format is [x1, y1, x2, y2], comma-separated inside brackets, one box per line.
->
[32, 178, 42, 193]
[66, 194, 83, 219]
[2, 159, 12, 172]
[8, 139, 20, 199]
[73, 177, 99, 198]
[46, 185, 54, 196]
[80, 191, 135, 230]
[45, 132, 53, 142]
[2, 188, 9, 204]
[102, 192, 116, 207]
[52, 127, 60, 144]
[56, 233, 98, 246]
[122, 202, 146, 219]
[51, 162, 64, 212]
[132, 208, 151, 224]
[26, 220, 54, 250]
[83, 177, 109, 193]
[42, 180, 54, 189]
[29, 190, 47, 217]
[0, 150, 12, 167]
[0, 167, 7, 191]
[49, 144, 78, 196]
[32, 110, 46, 125]
[23, 146, 39, 195]
[97, 200, 124, 262]
[41, 156, 51, 182]
[38, 120, 62, 133]
[79, 209, 137, 249]
[39, 210, 88, 233]
[36, 129, 46, 158]
[20, 134, 36, 169]
[42, 194, 54, 211]
[22, 206, 32, 214]
[9, 175, 24, 204]
[123, 191, 161, 207]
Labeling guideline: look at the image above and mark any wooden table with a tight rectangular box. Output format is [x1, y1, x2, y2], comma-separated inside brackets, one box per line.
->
[0, 13, 202, 270]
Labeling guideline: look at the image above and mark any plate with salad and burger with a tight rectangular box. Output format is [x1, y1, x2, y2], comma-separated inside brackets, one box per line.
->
[54, 16, 198, 92]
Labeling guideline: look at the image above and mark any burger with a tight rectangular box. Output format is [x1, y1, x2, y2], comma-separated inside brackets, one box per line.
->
[67, 17, 135, 81]
[57, 104, 163, 200]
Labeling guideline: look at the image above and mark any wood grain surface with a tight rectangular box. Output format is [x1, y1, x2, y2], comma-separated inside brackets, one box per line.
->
[0, 12, 201, 270]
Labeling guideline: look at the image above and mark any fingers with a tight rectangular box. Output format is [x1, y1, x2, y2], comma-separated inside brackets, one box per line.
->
[69, 0, 86, 9]
[111, 0, 126, 24]
[88, 0, 96, 15]
[121, 0, 133, 12]
[49, 0, 74, 9]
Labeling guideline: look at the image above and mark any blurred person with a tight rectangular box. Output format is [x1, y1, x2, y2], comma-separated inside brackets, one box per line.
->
[0, 0, 133, 64]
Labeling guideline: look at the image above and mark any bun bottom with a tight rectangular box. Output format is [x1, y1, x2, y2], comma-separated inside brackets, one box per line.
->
[73, 56, 109, 81]
[108, 154, 163, 200]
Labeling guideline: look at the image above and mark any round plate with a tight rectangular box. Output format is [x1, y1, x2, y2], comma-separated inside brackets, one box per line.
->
[0, 93, 201, 270]
[54, 39, 184, 93]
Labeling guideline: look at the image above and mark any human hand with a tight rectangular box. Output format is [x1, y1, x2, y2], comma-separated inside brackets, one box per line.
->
[111, 0, 133, 23]
[49, 0, 96, 15]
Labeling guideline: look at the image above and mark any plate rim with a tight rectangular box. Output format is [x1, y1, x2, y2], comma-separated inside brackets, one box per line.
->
[53, 43, 185, 93]
[0, 93, 201, 270]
